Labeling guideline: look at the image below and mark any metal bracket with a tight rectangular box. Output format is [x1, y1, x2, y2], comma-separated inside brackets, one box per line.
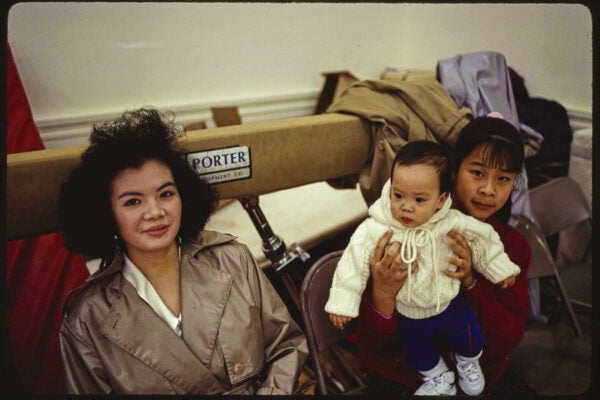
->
[238, 194, 311, 293]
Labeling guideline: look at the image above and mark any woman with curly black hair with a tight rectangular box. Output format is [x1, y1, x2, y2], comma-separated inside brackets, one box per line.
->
[58, 108, 307, 395]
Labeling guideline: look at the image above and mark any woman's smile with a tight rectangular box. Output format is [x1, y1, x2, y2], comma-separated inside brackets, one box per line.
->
[144, 224, 170, 236]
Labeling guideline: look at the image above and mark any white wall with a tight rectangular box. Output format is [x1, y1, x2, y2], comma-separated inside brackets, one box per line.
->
[401, 4, 592, 113]
[7, 2, 593, 148]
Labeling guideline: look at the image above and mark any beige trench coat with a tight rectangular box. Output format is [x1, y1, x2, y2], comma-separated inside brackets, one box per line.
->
[59, 230, 308, 394]
[327, 77, 472, 205]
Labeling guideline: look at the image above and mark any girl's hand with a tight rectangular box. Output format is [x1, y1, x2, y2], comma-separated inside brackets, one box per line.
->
[370, 230, 417, 315]
[444, 230, 476, 288]
[329, 313, 352, 330]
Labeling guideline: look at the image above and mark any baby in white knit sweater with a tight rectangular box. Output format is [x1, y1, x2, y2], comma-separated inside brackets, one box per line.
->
[325, 140, 520, 396]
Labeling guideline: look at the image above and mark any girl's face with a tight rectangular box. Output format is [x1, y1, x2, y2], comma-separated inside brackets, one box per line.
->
[110, 159, 182, 258]
[390, 163, 447, 228]
[453, 145, 516, 221]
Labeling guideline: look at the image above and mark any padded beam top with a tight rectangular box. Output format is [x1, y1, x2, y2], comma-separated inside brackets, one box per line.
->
[7, 113, 371, 240]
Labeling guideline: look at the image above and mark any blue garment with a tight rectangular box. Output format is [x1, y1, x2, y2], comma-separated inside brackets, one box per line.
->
[400, 295, 484, 372]
[437, 51, 519, 129]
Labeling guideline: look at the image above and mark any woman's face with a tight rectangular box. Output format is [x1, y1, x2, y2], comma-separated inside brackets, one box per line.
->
[452, 145, 516, 221]
[110, 159, 182, 257]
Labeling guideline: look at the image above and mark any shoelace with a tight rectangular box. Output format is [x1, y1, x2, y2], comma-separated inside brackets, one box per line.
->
[457, 360, 481, 382]
[400, 227, 440, 311]
[419, 372, 452, 395]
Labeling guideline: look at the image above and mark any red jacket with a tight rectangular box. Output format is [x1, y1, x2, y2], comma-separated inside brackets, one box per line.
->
[357, 217, 531, 393]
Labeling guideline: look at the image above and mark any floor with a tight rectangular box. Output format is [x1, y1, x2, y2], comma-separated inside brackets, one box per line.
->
[508, 275, 594, 396]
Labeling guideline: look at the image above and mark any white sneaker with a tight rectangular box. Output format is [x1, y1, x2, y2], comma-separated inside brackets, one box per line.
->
[414, 370, 457, 396]
[455, 357, 485, 395]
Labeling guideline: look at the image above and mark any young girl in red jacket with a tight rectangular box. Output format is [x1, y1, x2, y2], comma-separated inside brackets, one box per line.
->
[357, 115, 531, 396]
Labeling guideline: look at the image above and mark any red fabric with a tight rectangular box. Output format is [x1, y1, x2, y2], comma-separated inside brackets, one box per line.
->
[6, 46, 44, 153]
[6, 43, 90, 394]
[357, 217, 531, 394]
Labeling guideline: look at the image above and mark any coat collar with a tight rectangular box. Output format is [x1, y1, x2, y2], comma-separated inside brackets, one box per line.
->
[181, 229, 237, 257]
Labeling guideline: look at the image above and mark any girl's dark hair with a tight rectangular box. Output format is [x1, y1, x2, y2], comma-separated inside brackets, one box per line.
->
[453, 116, 525, 223]
[390, 140, 453, 194]
[59, 108, 219, 259]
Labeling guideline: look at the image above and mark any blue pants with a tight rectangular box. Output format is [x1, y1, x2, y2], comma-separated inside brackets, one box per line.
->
[400, 295, 484, 372]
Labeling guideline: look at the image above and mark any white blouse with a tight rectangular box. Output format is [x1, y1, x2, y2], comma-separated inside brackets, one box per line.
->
[122, 252, 182, 337]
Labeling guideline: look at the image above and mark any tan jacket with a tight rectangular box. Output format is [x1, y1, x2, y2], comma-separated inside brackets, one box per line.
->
[59, 230, 308, 395]
[327, 77, 472, 205]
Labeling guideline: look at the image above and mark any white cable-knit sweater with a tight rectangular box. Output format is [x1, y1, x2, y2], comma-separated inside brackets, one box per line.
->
[325, 179, 521, 320]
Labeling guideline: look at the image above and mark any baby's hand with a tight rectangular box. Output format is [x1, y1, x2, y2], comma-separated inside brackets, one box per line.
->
[329, 313, 352, 330]
[499, 275, 516, 289]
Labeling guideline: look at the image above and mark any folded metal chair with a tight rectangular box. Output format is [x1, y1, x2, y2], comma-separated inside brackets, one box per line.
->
[518, 176, 592, 336]
[515, 216, 583, 336]
[300, 250, 368, 395]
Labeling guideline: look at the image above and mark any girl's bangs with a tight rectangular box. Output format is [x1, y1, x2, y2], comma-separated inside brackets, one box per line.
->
[480, 142, 521, 173]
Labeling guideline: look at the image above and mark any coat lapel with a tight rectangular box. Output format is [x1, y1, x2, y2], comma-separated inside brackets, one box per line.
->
[100, 277, 225, 394]
[179, 250, 233, 366]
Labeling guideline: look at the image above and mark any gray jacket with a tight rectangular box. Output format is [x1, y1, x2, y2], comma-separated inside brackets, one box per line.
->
[59, 230, 308, 394]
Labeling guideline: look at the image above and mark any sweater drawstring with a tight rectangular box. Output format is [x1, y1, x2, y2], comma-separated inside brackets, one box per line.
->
[400, 227, 439, 311]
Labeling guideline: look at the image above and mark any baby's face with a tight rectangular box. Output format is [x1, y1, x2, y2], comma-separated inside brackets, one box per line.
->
[390, 164, 446, 228]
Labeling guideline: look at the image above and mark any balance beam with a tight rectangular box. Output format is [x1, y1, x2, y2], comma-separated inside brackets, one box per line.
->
[6, 113, 371, 240]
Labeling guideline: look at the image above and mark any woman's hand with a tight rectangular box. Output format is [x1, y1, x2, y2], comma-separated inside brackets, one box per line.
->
[444, 230, 476, 288]
[370, 230, 416, 316]
[329, 314, 352, 330]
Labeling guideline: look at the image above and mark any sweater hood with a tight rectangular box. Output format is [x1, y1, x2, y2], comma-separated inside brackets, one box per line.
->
[368, 178, 452, 228]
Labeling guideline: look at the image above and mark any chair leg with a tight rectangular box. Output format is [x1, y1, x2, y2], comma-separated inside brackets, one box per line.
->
[321, 349, 347, 393]
[528, 278, 548, 322]
[582, 238, 591, 263]
[553, 274, 582, 337]
[570, 299, 592, 309]
[329, 344, 366, 390]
